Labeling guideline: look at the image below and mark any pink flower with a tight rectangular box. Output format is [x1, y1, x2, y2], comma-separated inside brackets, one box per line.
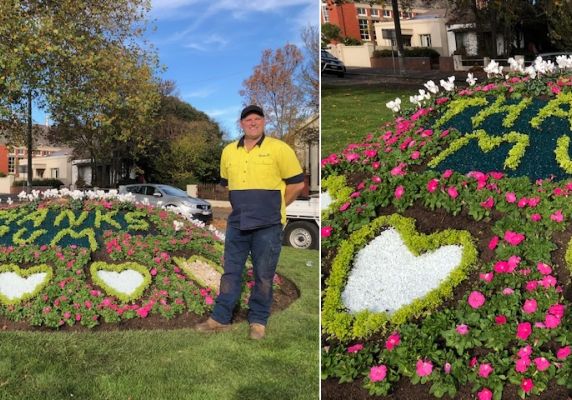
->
[394, 185, 405, 199]
[516, 322, 532, 340]
[480, 197, 494, 209]
[339, 202, 350, 212]
[411, 151, 420, 160]
[528, 197, 540, 207]
[369, 365, 387, 382]
[63, 311, 72, 319]
[522, 299, 538, 314]
[495, 315, 507, 325]
[504, 231, 525, 246]
[518, 345, 532, 358]
[518, 197, 528, 208]
[347, 343, 364, 353]
[530, 213, 542, 222]
[549, 304, 565, 318]
[488, 236, 499, 250]
[427, 178, 439, 193]
[205, 295, 214, 305]
[150, 268, 157, 276]
[521, 378, 534, 393]
[321, 226, 333, 238]
[502, 287, 514, 295]
[444, 362, 451, 374]
[557, 346, 571, 360]
[468, 291, 486, 309]
[136, 307, 150, 318]
[537, 262, 552, 275]
[515, 357, 530, 373]
[505, 192, 517, 203]
[416, 359, 433, 377]
[477, 388, 493, 400]
[456, 324, 470, 335]
[525, 280, 538, 292]
[533, 357, 550, 371]
[478, 363, 494, 378]
[372, 175, 382, 183]
[550, 210, 564, 223]
[540, 275, 557, 288]
[447, 186, 459, 199]
[480, 272, 494, 282]
[385, 333, 400, 351]
[469, 357, 478, 368]
[544, 313, 561, 329]
[442, 169, 453, 179]
[345, 153, 359, 162]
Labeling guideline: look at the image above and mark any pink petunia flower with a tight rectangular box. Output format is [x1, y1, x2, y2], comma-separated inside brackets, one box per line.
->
[504, 231, 525, 246]
[480, 272, 494, 282]
[447, 186, 459, 199]
[468, 291, 486, 309]
[550, 210, 564, 223]
[385, 333, 400, 351]
[522, 299, 538, 314]
[530, 213, 542, 222]
[518, 345, 532, 358]
[516, 322, 532, 340]
[321, 226, 333, 238]
[444, 362, 451, 374]
[502, 287, 515, 295]
[456, 324, 470, 335]
[505, 192, 517, 203]
[495, 315, 507, 325]
[442, 169, 453, 179]
[480, 197, 494, 209]
[537, 262, 552, 275]
[556, 346, 571, 360]
[477, 388, 493, 400]
[339, 202, 351, 211]
[347, 344, 364, 353]
[515, 357, 530, 373]
[369, 365, 387, 382]
[488, 236, 499, 250]
[394, 185, 405, 199]
[427, 178, 439, 193]
[478, 363, 493, 378]
[525, 280, 538, 292]
[416, 359, 433, 377]
[548, 304, 565, 318]
[545, 313, 561, 329]
[533, 357, 550, 372]
[521, 378, 534, 393]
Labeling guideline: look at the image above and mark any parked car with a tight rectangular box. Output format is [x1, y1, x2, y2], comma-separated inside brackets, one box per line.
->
[118, 184, 212, 223]
[321, 49, 346, 77]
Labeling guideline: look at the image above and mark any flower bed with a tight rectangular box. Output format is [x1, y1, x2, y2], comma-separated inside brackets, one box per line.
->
[0, 190, 286, 329]
[322, 58, 572, 399]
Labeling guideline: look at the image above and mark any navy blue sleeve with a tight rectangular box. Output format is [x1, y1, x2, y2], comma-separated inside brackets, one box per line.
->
[284, 173, 304, 184]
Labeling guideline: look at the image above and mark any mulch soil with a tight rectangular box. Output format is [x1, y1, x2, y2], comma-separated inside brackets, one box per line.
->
[322, 202, 572, 400]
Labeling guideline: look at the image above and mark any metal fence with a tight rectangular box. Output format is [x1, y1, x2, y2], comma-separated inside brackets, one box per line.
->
[198, 183, 228, 201]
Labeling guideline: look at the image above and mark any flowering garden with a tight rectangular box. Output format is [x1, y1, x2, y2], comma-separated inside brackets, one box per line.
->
[0, 189, 279, 330]
[321, 58, 572, 399]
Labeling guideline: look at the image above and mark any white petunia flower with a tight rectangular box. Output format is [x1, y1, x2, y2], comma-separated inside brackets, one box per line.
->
[507, 57, 525, 74]
[424, 80, 439, 94]
[484, 60, 503, 76]
[439, 76, 455, 92]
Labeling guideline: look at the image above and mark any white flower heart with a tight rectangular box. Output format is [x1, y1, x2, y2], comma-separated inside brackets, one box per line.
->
[0, 272, 49, 301]
[342, 228, 463, 314]
[96, 270, 145, 296]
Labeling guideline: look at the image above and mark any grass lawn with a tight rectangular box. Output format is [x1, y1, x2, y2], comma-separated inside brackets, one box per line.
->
[0, 246, 319, 400]
[321, 86, 411, 156]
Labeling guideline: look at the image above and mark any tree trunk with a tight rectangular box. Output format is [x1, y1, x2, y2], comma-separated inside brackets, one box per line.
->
[490, 7, 498, 57]
[391, 0, 405, 74]
[27, 90, 33, 193]
[90, 153, 97, 188]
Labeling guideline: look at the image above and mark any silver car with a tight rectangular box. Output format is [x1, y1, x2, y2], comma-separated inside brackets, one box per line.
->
[118, 184, 212, 223]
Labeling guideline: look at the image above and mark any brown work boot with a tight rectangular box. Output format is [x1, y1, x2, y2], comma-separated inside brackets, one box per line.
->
[195, 317, 232, 333]
[249, 323, 266, 340]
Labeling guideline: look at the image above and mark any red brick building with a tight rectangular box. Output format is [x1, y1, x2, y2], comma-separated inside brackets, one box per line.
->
[321, 0, 417, 43]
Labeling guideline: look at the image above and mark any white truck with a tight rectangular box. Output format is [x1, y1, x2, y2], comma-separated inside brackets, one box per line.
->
[284, 195, 320, 250]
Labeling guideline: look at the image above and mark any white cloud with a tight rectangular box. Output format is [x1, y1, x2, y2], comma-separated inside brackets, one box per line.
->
[206, 105, 241, 119]
[183, 33, 229, 52]
[183, 87, 217, 99]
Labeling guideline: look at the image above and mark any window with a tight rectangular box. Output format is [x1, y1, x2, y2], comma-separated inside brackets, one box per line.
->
[36, 168, 45, 178]
[420, 34, 432, 47]
[358, 18, 370, 40]
[357, 7, 367, 16]
[370, 8, 379, 18]
[50, 168, 59, 178]
[321, 3, 329, 22]
[8, 156, 14, 174]
[383, 9, 391, 17]
[389, 35, 412, 47]
[17, 148, 24, 155]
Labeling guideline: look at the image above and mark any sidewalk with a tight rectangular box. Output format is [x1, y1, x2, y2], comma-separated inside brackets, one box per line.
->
[322, 67, 480, 89]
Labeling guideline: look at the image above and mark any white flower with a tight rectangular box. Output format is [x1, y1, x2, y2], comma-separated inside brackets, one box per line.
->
[466, 72, 477, 86]
[524, 65, 537, 79]
[17, 191, 27, 200]
[484, 60, 503, 76]
[6, 197, 12, 205]
[424, 80, 439, 94]
[533, 56, 555, 76]
[173, 220, 184, 231]
[507, 57, 525, 74]
[555, 55, 572, 70]
[385, 97, 401, 113]
[439, 76, 455, 92]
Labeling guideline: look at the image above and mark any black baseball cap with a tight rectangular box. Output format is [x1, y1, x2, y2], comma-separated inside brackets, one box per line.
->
[240, 105, 264, 120]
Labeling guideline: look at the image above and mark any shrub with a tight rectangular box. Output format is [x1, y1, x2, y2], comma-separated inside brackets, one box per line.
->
[13, 178, 64, 188]
[373, 47, 440, 59]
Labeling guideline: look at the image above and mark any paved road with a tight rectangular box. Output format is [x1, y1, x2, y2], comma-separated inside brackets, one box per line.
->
[322, 67, 480, 89]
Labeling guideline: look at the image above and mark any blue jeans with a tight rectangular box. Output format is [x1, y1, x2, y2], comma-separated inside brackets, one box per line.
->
[211, 224, 283, 326]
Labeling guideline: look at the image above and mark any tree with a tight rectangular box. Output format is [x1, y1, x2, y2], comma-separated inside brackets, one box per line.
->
[0, 0, 153, 188]
[240, 44, 306, 138]
[300, 25, 319, 113]
[321, 22, 342, 46]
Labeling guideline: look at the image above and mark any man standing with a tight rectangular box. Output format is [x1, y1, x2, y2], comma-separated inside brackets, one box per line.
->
[196, 105, 305, 339]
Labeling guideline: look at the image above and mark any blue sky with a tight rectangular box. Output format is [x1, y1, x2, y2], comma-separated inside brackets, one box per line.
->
[147, 0, 317, 139]
[34, 0, 317, 140]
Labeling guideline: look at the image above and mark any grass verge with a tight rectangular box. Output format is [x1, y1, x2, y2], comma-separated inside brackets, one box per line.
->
[0, 247, 319, 400]
[321, 86, 410, 156]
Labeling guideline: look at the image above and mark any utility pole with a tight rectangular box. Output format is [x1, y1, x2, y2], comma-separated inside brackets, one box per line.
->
[391, 0, 405, 75]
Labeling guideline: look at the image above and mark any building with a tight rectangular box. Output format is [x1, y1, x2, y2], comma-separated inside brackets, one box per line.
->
[18, 149, 74, 186]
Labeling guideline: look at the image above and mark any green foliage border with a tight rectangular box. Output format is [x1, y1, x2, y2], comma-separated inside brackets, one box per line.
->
[322, 214, 478, 340]
[321, 175, 353, 219]
[173, 255, 222, 290]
